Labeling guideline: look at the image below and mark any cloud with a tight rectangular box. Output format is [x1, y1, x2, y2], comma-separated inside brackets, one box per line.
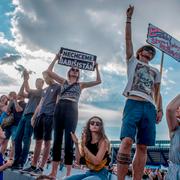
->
[0, 70, 19, 86]
[78, 103, 122, 127]
[0, 53, 21, 65]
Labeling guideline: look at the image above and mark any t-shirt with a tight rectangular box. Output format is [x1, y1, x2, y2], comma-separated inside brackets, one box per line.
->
[23, 89, 42, 115]
[123, 55, 161, 105]
[39, 83, 61, 116]
[11, 101, 26, 126]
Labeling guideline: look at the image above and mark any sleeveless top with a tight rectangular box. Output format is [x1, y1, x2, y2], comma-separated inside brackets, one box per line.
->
[169, 126, 180, 164]
[60, 81, 81, 102]
[80, 141, 110, 171]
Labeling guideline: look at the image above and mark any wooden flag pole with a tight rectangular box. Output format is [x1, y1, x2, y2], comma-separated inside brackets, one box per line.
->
[156, 51, 164, 109]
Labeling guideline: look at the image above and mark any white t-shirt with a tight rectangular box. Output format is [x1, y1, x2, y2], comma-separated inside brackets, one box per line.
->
[123, 55, 161, 105]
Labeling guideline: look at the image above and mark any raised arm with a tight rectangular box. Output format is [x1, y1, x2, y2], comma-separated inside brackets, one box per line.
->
[125, 5, 134, 61]
[80, 63, 101, 90]
[23, 70, 31, 93]
[46, 54, 66, 85]
[18, 81, 28, 98]
[83, 139, 109, 165]
[166, 94, 180, 132]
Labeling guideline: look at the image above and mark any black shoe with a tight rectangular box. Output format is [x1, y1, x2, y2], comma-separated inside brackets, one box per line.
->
[30, 167, 43, 176]
[20, 166, 36, 174]
[11, 163, 23, 170]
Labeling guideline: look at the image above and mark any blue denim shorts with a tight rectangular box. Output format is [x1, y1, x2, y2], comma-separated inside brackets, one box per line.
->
[120, 99, 157, 146]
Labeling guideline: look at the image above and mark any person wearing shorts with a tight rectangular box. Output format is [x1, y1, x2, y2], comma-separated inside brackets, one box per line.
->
[117, 5, 163, 180]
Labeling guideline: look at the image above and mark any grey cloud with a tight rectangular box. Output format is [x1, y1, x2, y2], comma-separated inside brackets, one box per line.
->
[0, 54, 21, 65]
[0, 71, 19, 86]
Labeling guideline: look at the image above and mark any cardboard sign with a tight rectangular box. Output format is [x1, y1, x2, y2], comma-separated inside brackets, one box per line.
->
[147, 24, 180, 62]
[58, 47, 97, 71]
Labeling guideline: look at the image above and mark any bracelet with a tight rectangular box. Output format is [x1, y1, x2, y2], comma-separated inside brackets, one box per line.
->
[126, 21, 131, 23]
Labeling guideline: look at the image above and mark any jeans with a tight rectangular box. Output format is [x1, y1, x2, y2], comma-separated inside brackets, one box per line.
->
[65, 168, 109, 180]
[14, 114, 33, 166]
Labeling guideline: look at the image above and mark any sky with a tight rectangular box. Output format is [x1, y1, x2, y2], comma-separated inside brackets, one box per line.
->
[0, 0, 180, 140]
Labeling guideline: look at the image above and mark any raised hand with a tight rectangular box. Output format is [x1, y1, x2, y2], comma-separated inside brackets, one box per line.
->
[126, 5, 134, 18]
[23, 69, 29, 80]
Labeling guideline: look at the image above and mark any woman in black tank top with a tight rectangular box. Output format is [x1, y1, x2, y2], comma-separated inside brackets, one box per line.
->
[65, 116, 110, 180]
[45, 54, 101, 178]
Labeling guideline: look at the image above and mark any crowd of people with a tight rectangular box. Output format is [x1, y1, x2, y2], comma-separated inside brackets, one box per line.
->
[0, 5, 179, 180]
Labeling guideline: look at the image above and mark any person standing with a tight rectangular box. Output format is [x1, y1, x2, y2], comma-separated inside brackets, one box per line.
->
[165, 94, 180, 180]
[21, 71, 61, 175]
[12, 70, 44, 169]
[117, 5, 163, 180]
[45, 53, 101, 178]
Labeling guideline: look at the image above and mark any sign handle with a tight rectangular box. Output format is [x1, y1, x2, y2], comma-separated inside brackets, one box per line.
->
[156, 51, 164, 110]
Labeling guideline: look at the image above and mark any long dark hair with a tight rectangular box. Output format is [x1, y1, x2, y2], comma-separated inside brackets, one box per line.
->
[83, 116, 108, 146]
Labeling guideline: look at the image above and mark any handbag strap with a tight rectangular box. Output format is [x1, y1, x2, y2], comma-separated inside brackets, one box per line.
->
[61, 81, 77, 96]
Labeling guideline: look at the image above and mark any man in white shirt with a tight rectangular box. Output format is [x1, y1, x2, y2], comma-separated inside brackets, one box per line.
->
[117, 5, 163, 180]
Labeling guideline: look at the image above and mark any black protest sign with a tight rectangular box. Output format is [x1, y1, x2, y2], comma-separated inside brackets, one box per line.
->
[58, 47, 97, 71]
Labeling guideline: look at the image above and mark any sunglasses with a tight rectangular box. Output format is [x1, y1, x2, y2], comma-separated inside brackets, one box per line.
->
[90, 121, 102, 126]
[71, 68, 79, 72]
[142, 47, 155, 55]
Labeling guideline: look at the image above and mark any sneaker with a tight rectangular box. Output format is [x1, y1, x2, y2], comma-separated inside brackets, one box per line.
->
[20, 166, 36, 174]
[30, 167, 43, 176]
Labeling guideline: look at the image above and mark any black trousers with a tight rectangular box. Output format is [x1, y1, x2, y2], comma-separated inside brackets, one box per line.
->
[52, 99, 78, 165]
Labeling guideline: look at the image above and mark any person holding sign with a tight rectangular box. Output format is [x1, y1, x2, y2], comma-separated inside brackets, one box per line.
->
[165, 95, 180, 180]
[45, 53, 101, 178]
[117, 5, 163, 180]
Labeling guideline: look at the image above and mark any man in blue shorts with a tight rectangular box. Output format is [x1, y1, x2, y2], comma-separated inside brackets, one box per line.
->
[117, 5, 163, 180]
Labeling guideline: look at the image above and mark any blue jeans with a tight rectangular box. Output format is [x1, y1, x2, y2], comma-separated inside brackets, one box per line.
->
[4, 125, 17, 141]
[65, 168, 109, 180]
[14, 114, 33, 166]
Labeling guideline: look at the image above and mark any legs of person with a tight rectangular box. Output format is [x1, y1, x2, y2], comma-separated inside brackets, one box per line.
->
[64, 102, 78, 176]
[14, 116, 26, 165]
[132, 144, 147, 180]
[50, 102, 64, 177]
[133, 102, 156, 180]
[21, 114, 33, 165]
[32, 115, 44, 167]
[31, 140, 43, 167]
[8, 126, 17, 160]
[117, 137, 133, 180]
[39, 115, 53, 169]
[117, 99, 142, 180]
[39, 140, 51, 168]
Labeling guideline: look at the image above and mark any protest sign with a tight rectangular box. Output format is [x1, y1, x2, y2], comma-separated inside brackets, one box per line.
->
[58, 47, 97, 71]
[147, 23, 180, 62]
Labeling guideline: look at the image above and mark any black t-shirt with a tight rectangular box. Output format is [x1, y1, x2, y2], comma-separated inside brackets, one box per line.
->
[11, 101, 26, 126]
